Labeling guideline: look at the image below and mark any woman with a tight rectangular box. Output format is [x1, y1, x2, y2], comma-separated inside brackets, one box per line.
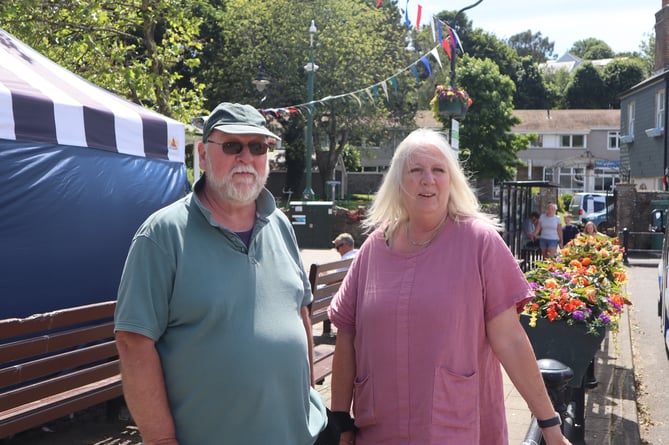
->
[327, 129, 570, 445]
[534, 203, 563, 258]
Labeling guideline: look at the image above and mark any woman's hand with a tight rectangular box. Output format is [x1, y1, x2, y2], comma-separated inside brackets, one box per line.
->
[338, 430, 355, 444]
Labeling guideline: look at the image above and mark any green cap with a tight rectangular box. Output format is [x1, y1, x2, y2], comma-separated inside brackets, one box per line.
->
[202, 102, 280, 141]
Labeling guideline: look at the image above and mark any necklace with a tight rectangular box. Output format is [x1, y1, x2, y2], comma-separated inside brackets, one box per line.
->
[406, 216, 447, 248]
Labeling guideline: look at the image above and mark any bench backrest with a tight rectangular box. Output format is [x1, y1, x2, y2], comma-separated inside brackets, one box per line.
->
[0, 301, 118, 416]
[308, 258, 353, 325]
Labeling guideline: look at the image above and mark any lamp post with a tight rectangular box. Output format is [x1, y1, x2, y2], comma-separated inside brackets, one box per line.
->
[447, 0, 483, 147]
[252, 62, 270, 106]
[303, 20, 318, 200]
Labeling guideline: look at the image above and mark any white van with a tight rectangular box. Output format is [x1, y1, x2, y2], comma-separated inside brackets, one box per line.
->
[569, 193, 607, 220]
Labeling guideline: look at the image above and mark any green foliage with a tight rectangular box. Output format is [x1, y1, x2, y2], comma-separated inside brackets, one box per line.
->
[514, 56, 550, 109]
[565, 63, 607, 109]
[0, 0, 206, 123]
[570, 38, 614, 60]
[638, 32, 656, 77]
[507, 30, 555, 63]
[560, 194, 573, 213]
[601, 58, 646, 108]
[341, 144, 361, 172]
[433, 56, 528, 181]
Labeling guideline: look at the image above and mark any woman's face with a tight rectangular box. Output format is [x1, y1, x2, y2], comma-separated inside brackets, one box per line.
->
[401, 144, 450, 219]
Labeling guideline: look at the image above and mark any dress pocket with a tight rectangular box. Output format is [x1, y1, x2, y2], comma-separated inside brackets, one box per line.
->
[352, 374, 376, 427]
[431, 366, 479, 431]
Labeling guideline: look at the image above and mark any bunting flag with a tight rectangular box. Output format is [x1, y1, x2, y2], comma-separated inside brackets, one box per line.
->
[447, 25, 456, 49]
[390, 76, 398, 94]
[409, 65, 420, 83]
[420, 56, 432, 77]
[429, 47, 442, 68]
[430, 16, 436, 42]
[376, 0, 382, 6]
[416, 5, 422, 30]
[451, 27, 465, 53]
[260, 42, 452, 117]
[404, 0, 411, 28]
[381, 80, 389, 101]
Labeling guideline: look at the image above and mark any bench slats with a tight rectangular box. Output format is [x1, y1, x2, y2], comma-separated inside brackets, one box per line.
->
[0, 301, 120, 439]
[0, 301, 115, 340]
[308, 258, 352, 385]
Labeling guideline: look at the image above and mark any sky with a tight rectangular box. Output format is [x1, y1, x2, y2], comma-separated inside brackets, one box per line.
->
[402, 0, 660, 57]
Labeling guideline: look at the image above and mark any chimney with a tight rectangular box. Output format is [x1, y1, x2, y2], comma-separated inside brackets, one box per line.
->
[656, 1, 669, 71]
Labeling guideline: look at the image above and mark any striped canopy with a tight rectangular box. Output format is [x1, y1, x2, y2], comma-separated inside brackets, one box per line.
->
[0, 28, 185, 163]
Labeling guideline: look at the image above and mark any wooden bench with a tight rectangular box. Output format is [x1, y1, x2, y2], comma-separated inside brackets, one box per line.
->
[308, 258, 353, 384]
[0, 300, 122, 439]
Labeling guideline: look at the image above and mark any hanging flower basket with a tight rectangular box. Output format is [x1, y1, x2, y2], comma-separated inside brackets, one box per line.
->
[430, 85, 472, 120]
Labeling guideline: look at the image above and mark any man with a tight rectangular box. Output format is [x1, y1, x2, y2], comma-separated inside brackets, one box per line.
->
[114, 102, 327, 445]
[332, 233, 359, 260]
[562, 214, 580, 245]
[522, 211, 540, 248]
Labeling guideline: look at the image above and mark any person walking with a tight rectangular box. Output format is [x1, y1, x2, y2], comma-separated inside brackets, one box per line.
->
[327, 129, 571, 445]
[114, 102, 327, 445]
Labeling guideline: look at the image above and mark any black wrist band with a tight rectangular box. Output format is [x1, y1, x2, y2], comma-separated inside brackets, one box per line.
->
[537, 413, 562, 428]
[328, 410, 357, 432]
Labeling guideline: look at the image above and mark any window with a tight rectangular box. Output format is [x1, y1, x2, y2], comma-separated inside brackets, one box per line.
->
[627, 102, 635, 136]
[608, 131, 620, 150]
[559, 135, 586, 148]
[656, 90, 665, 130]
[529, 134, 543, 148]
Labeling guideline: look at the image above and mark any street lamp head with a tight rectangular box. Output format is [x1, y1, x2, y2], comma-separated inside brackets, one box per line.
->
[252, 62, 270, 92]
[309, 20, 317, 35]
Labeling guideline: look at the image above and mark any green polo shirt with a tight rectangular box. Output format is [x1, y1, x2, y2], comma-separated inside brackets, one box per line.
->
[115, 181, 326, 445]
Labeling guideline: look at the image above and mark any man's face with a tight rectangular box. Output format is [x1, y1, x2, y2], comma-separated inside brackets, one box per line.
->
[199, 130, 269, 204]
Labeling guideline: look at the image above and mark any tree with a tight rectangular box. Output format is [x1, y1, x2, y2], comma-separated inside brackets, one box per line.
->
[639, 32, 656, 76]
[565, 63, 607, 108]
[0, 0, 206, 123]
[601, 58, 646, 108]
[514, 56, 550, 109]
[203, 0, 414, 197]
[507, 30, 555, 63]
[570, 38, 614, 60]
[434, 56, 530, 181]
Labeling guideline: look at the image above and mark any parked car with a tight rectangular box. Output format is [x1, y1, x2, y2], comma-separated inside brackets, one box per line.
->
[569, 193, 607, 220]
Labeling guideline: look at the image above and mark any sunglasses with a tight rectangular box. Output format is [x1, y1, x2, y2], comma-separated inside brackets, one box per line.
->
[206, 140, 269, 156]
[335, 243, 344, 250]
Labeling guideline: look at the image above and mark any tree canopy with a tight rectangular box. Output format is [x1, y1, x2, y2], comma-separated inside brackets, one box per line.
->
[507, 30, 555, 63]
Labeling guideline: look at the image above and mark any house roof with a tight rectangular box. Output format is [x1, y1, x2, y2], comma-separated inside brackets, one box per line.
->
[512, 109, 620, 133]
[415, 109, 621, 132]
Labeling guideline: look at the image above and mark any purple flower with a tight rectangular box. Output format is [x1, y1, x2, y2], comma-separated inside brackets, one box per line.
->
[598, 313, 611, 324]
[572, 310, 585, 321]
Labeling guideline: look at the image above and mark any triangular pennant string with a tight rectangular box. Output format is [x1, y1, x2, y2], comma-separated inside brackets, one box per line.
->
[404, 0, 411, 28]
[265, 44, 444, 111]
[376, 0, 382, 6]
[430, 16, 436, 42]
[442, 38, 452, 59]
[416, 5, 422, 29]
[372, 85, 379, 101]
[447, 25, 456, 49]
[452, 27, 464, 53]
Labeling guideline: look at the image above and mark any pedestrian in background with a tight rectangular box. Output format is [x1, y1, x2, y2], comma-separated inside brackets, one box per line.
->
[327, 128, 571, 445]
[332, 233, 359, 260]
[534, 203, 563, 258]
[114, 102, 326, 445]
[562, 214, 580, 246]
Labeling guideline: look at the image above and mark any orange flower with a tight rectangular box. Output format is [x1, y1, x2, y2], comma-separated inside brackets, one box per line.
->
[581, 257, 591, 266]
[545, 278, 558, 288]
[585, 288, 597, 303]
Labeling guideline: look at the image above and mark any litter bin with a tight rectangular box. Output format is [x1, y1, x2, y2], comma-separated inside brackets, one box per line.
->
[289, 201, 335, 249]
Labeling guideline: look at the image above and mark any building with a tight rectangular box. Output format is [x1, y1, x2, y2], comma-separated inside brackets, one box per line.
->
[619, 0, 669, 190]
[513, 109, 621, 194]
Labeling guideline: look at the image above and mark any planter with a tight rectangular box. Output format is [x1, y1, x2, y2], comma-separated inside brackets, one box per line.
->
[519, 314, 605, 387]
[438, 99, 467, 119]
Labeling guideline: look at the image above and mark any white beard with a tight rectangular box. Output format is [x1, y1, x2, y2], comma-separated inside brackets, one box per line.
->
[206, 161, 269, 205]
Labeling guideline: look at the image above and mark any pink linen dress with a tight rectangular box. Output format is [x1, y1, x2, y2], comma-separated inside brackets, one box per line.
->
[328, 217, 532, 445]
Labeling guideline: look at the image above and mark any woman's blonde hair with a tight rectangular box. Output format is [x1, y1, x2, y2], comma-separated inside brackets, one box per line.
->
[362, 128, 495, 238]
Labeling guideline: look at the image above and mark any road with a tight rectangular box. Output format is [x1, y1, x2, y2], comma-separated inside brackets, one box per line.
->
[627, 256, 669, 444]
